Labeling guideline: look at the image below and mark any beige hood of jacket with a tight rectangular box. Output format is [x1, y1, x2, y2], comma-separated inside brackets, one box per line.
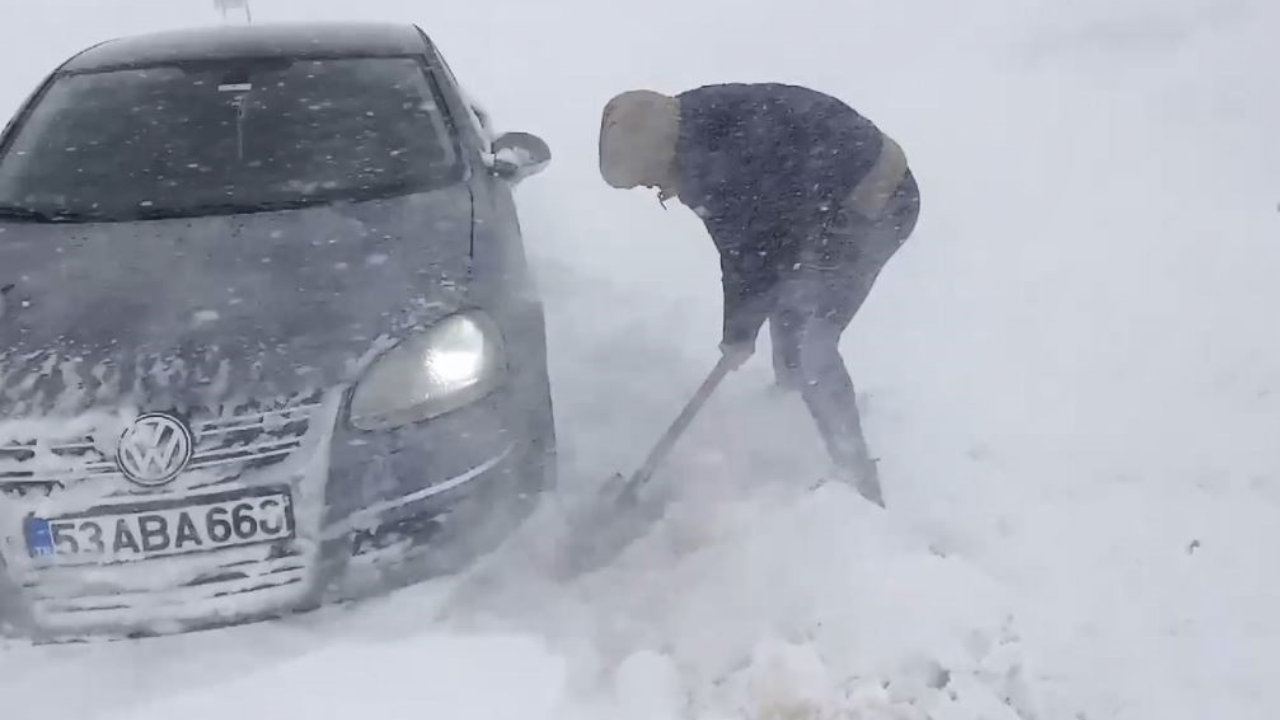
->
[598, 90, 681, 193]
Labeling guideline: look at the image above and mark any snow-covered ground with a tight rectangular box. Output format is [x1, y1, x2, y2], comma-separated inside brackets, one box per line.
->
[2, 0, 1278, 718]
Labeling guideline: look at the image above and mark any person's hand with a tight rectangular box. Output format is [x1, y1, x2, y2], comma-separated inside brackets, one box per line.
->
[719, 340, 755, 370]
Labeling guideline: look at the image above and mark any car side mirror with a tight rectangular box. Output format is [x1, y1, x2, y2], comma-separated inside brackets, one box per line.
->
[490, 132, 551, 182]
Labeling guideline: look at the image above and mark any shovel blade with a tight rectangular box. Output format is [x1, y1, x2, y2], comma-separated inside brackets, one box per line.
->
[552, 472, 668, 579]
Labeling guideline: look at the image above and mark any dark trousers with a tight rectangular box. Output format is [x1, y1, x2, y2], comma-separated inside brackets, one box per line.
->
[768, 174, 920, 503]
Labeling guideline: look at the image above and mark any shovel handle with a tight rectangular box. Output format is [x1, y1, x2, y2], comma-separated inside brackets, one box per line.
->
[619, 354, 737, 497]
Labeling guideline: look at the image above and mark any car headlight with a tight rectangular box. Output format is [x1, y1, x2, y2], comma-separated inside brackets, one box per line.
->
[348, 311, 506, 431]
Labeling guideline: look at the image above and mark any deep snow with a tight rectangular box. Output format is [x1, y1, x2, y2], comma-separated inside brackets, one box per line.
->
[1, 0, 1278, 719]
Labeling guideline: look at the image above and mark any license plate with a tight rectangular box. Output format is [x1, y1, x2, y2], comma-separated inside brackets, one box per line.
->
[24, 490, 295, 564]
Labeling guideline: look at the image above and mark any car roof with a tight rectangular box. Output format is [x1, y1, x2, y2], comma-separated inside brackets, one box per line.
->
[61, 21, 431, 73]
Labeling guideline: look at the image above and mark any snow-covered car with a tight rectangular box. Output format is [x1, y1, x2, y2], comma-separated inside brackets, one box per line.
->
[0, 21, 557, 640]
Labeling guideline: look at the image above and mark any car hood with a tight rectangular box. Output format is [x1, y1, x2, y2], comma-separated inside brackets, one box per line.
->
[0, 187, 474, 417]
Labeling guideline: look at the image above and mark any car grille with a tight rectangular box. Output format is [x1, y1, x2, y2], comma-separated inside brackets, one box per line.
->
[21, 544, 313, 632]
[0, 392, 326, 496]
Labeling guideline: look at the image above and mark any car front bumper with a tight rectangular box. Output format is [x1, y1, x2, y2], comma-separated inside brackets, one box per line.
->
[0, 383, 540, 641]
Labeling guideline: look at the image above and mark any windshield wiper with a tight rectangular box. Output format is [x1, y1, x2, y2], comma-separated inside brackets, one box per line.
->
[0, 204, 99, 224]
[134, 197, 346, 221]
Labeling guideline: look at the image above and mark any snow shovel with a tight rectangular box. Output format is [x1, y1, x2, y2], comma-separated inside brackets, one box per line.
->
[555, 354, 737, 578]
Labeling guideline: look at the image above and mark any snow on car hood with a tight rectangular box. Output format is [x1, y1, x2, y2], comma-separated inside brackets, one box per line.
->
[0, 185, 474, 417]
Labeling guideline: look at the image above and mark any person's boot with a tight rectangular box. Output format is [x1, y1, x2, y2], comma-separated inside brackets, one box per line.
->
[812, 458, 883, 506]
[851, 457, 884, 507]
[821, 423, 885, 506]
[817, 449, 881, 504]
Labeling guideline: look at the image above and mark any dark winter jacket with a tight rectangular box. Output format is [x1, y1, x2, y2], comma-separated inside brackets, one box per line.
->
[674, 83, 903, 346]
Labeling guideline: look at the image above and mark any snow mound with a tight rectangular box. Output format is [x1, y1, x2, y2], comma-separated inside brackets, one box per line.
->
[431, 480, 1047, 720]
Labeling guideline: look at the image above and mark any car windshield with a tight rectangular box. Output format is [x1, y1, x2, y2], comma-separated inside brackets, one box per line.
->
[0, 56, 461, 222]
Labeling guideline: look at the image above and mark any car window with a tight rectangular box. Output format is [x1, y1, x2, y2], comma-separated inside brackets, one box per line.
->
[427, 43, 493, 149]
[0, 56, 463, 222]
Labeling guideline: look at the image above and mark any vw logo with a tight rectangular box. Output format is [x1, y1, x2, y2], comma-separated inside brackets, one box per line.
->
[116, 413, 195, 487]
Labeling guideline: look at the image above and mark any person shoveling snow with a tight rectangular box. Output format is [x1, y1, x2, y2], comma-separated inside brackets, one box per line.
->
[598, 83, 921, 505]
